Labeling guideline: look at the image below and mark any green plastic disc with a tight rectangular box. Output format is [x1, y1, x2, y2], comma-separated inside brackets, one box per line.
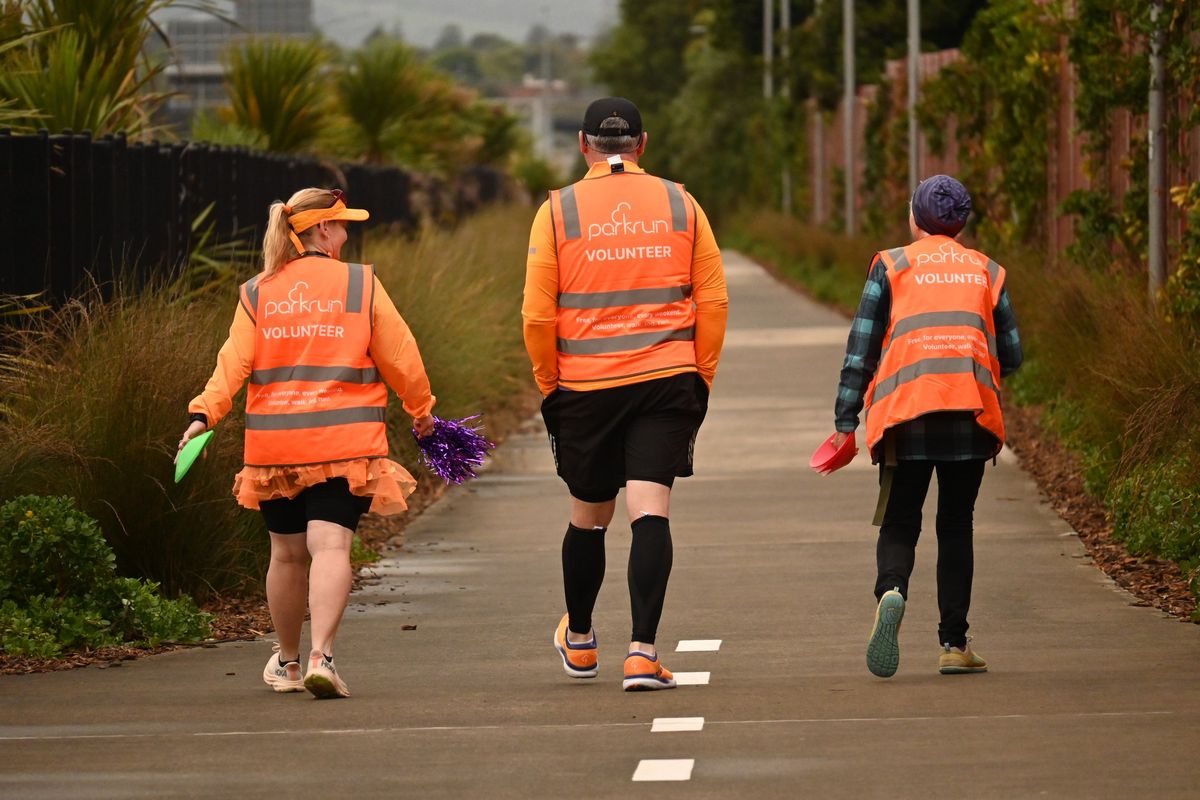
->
[174, 430, 214, 484]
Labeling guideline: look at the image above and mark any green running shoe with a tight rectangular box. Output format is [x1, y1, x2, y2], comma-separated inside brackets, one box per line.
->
[866, 589, 905, 678]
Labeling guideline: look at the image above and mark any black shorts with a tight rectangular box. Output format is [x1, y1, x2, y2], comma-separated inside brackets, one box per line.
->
[259, 478, 373, 534]
[540, 372, 709, 503]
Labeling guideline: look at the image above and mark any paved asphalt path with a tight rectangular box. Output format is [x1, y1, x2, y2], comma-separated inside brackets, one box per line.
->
[2, 252, 1198, 799]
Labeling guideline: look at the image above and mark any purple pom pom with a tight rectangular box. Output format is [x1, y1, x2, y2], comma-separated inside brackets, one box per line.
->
[412, 415, 496, 485]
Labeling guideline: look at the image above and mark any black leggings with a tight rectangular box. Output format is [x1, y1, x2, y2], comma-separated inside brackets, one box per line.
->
[259, 478, 372, 534]
[874, 459, 986, 649]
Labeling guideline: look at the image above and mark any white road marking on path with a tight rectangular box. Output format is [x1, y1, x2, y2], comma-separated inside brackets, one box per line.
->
[673, 671, 711, 686]
[651, 717, 705, 733]
[676, 639, 722, 652]
[632, 759, 694, 781]
[0, 710, 1178, 742]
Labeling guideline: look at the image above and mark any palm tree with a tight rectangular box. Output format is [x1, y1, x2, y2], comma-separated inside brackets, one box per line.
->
[334, 38, 431, 164]
[0, 1, 223, 137]
[223, 38, 328, 153]
[332, 36, 520, 173]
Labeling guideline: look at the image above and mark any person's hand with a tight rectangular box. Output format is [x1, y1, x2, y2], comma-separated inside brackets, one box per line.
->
[413, 415, 435, 439]
[176, 420, 208, 463]
[833, 431, 850, 449]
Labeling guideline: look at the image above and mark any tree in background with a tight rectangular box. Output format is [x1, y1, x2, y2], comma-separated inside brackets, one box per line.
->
[590, 0, 984, 222]
[334, 37, 434, 164]
[0, 0, 224, 137]
[221, 37, 329, 153]
[195, 32, 525, 177]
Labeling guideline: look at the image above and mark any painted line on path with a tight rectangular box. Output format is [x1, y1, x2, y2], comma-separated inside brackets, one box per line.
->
[675, 639, 722, 652]
[673, 671, 711, 686]
[651, 717, 705, 733]
[632, 759, 694, 781]
[0, 710, 1177, 742]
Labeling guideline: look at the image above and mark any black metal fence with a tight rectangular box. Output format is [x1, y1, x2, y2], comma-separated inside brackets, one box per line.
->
[0, 130, 508, 300]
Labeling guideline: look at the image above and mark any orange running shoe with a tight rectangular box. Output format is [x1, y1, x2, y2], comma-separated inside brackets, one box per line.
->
[553, 613, 598, 678]
[622, 651, 676, 691]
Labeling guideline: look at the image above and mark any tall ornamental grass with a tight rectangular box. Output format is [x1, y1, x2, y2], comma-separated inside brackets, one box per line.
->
[0, 205, 536, 600]
[1003, 255, 1200, 594]
[364, 206, 536, 469]
[0, 285, 262, 598]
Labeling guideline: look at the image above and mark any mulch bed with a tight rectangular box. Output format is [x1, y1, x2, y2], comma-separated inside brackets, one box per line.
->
[1005, 403, 1197, 622]
[1, 393, 542, 675]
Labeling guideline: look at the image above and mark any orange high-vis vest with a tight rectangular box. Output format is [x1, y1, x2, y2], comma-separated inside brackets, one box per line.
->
[864, 236, 1007, 459]
[238, 257, 388, 467]
[548, 165, 697, 389]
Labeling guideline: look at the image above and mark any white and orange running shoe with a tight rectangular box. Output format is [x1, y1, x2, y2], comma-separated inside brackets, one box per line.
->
[622, 651, 676, 691]
[303, 653, 351, 699]
[262, 643, 304, 693]
[553, 613, 598, 679]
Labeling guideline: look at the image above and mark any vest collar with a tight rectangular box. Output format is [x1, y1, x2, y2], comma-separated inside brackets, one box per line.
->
[583, 160, 645, 179]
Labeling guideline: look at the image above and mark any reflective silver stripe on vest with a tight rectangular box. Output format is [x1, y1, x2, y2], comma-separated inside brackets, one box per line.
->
[985, 258, 1001, 286]
[886, 247, 910, 271]
[557, 326, 695, 355]
[659, 178, 688, 232]
[558, 185, 582, 240]
[886, 311, 997, 355]
[558, 284, 692, 309]
[244, 275, 261, 315]
[872, 357, 998, 405]
[245, 406, 386, 431]
[249, 365, 381, 386]
[346, 263, 364, 313]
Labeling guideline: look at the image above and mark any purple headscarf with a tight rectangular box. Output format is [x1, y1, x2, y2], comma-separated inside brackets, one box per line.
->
[911, 174, 972, 236]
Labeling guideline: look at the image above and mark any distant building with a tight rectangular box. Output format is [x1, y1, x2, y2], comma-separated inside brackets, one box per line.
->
[234, 0, 314, 36]
[162, 0, 314, 132]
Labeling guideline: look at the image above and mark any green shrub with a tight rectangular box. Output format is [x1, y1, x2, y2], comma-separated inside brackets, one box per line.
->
[0, 595, 118, 658]
[0, 494, 116, 602]
[1109, 456, 1200, 607]
[103, 577, 212, 647]
[1109, 456, 1200, 565]
[0, 600, 64, 659]
[349, 535, 380, 566]
[1005, 357, 1058, 407]
[0, 496, 212, 658]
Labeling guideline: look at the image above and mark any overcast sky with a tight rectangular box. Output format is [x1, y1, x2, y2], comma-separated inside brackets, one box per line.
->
[163, 1, 619, 48]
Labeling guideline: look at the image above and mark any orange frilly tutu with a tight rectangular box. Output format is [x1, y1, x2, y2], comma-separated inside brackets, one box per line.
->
[233, 457, 417, 516]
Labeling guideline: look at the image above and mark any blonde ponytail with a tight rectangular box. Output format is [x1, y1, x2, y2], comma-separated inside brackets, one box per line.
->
[259, 187, 343, 282]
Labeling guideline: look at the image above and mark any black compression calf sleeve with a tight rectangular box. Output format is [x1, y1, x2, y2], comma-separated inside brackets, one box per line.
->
[628, 515, 673, 644]
[562, 523, 606, 634]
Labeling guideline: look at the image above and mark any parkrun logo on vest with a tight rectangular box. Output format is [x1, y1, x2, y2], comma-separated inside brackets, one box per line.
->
[587, 202, 668, 241]
[263, 281, 345, 318]
[914, 241, 984, 268]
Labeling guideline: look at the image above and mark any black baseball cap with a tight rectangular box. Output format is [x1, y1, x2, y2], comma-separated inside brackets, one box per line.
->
[582, 97, 643, 138]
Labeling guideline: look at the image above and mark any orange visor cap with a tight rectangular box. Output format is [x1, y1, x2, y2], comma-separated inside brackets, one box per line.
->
[288, 199, 369, 234]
